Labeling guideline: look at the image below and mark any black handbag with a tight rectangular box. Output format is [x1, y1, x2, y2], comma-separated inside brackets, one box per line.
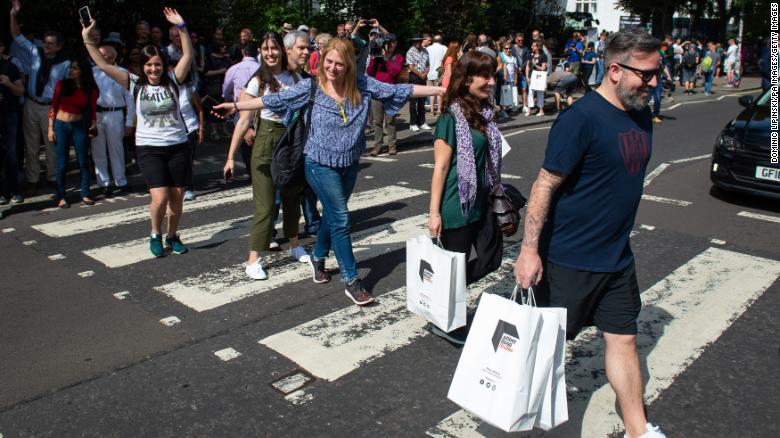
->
[489, 183, 527, 237]
[271, 78, 317, 188]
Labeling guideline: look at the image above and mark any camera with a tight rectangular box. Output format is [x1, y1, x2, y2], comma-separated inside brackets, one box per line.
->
[369, 35, 385, 59]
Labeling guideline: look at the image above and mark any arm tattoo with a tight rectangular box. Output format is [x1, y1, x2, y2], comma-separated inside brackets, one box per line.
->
[521, 168, 566, 250]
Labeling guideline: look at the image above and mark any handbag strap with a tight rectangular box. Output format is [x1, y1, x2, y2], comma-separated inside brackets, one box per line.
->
[303, 77, 317, 141]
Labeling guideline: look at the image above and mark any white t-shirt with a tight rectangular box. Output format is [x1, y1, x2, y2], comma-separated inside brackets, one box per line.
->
[502, 53, 517, 82]
[726, 44, 738, 62]
[129, 72, 188, 146]
[245, 71, 297, 122]
[426, 42, 448, 81]
[178, 82, 199, 133]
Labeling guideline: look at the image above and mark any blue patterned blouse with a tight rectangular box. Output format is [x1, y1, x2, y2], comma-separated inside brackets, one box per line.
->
[261, 75, 414, 168]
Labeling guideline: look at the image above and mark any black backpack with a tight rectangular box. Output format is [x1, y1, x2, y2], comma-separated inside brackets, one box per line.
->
[271, 78, 317, 188]
[683, 51, 697, 69]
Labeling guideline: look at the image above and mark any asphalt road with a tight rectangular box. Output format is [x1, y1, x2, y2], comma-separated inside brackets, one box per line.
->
[0, 84, 778, 438]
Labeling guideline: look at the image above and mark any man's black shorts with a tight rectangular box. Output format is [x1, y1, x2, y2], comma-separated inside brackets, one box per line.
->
[136, 142, 190, 189]
[534, 260, 641, 340]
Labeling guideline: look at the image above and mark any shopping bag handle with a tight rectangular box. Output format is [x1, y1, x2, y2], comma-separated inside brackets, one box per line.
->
[434, 237, 444, 248]
[511, 285, 537, 306]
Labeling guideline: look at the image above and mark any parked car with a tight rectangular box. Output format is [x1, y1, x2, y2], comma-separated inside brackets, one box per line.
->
[710, 88, 780, 199]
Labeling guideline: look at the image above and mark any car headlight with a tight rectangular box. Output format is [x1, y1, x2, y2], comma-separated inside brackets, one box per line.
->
[717, 133, 741, 152]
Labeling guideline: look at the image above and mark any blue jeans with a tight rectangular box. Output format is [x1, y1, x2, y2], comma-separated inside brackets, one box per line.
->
[53, 119, 91, 199]
[703, 71, 714, 93]
[302, 184, 321, 234]
[304, 156, 360, 283]
[595, 59, 605, 85]
[652, 76, 664, 117]
[0, 112, 20, 196]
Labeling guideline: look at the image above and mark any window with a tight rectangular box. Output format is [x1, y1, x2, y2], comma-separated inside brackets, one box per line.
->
[575, 0, 598, 14]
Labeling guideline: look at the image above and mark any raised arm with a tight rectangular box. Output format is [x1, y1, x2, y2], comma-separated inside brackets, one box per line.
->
[514, 168, 566, 288]
[82, 21, 129, 88]
[164, 8, 193, 84]
[9, 0, 20, 38]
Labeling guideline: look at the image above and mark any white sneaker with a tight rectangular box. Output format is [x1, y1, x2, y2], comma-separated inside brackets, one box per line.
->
[245, 260, 268, 280]
[183, 190, 196, 201]
[410, 125, 420, 132]
[269, 240, 280, 250]
[624, 423, 667, 438]
[290, 246, 311, 263]
[420, 123, 432, 130]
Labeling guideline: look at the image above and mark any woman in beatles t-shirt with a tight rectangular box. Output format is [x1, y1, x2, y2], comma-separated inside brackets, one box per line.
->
[82, 7, 194, 258]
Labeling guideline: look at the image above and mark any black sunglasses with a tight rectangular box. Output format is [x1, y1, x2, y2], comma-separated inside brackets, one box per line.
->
[616, 63, 662, 84]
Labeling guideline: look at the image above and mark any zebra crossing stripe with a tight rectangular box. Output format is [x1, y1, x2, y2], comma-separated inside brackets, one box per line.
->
[155, 211, 432, 312]
[82, 186, 425, 269]
[258, 246, 521, 382]
[32, 186, 254, 238]
[427, 247, 780, 437]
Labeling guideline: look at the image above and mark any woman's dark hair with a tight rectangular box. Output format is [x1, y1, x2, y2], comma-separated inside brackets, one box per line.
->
[442, 51, 498, 134]
[60, 57, 97, 97]
[252, 32, 288, 94]
[137, 44, 171, 86]
[587, 42, 595, 49]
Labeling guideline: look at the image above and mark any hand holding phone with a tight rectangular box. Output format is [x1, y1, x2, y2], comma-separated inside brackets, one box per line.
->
[79, 6, 92, 27]
[212, 102, 235, 119]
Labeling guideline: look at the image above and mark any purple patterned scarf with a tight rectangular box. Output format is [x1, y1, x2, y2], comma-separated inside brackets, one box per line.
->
[449, 101, 503, 217]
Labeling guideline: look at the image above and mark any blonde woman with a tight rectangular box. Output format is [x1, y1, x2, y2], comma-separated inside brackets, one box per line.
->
[308, 33, 332, 77]
[216, 38, 443, 305]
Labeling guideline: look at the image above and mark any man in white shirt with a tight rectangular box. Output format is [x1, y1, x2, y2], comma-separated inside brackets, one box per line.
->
[724, 38, 738, 85]
[92, 45, 134, 196]
[426, 33, 447, 115]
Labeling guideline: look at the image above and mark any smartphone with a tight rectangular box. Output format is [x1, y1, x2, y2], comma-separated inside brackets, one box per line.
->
[78, 6, 92, 27]
[201, 95, 221, 113]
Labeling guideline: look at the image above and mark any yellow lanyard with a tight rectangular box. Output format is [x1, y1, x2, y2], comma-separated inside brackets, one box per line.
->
[336, 100, 348, 124]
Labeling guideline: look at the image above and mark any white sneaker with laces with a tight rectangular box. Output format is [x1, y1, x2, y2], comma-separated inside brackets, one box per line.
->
[624, 423, 667, 438]
[410, 125, 420, 132]
[245, 260, 268, 280]
[420, 123, 432, 130]
[290, 246, 311, 263]
[269, 240, 280, 250]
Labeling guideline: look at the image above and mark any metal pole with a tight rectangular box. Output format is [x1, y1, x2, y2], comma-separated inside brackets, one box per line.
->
[736, 2, 744, 82]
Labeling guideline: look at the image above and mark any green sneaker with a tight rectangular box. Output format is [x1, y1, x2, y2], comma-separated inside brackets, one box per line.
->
[165, 234, 189, 254]
[150, 234, 165, 258]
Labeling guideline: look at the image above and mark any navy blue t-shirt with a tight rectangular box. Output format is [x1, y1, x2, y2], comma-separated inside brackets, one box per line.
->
[540, 91, 652, 272]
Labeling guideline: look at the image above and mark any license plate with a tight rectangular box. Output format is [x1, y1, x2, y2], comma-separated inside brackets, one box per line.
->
[755, 166, 780, 182]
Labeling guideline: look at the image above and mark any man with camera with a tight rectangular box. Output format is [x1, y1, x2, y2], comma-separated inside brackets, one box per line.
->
[366, 33, 404, 156]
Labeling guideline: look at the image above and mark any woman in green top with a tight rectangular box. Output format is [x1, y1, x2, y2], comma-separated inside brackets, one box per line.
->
[429, 51, 505, 282]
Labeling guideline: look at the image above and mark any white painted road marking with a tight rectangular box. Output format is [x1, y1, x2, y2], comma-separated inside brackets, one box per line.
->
[362, 156, 397, 163]
[639, 224, 656, 231]
[641, 194, 692, 207]
[737, 211, 780, 224]
[83, 186, 425, 269]
[113, 291, 130, 300]
[710, 238, 726, 245]
[419, 163, 523, 181]
[427, 247, 780, 437]
[2, 228, 15, 233]
[214, 348, 242, 361]
[670, 154, 711, 164]
[156, 211, 431, 312]
[48, 254, 66, 261]
[643, 163, 669, 187]
[159, 316, 181, 327]
[33, 185, 254, 238]
[78, 271, 95, 278]
[667, 103, 682, 110]
[259, 247, 520, 381]
[22, 240, 37, 246]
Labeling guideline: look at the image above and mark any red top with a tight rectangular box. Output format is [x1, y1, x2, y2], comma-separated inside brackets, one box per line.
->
[49, 80, 99, 124]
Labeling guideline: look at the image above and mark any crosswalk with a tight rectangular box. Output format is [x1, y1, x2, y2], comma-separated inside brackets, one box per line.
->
[21, 175, 780, 437]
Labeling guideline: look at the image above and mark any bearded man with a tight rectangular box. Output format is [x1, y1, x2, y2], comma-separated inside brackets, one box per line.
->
[514, 28, 667, 438]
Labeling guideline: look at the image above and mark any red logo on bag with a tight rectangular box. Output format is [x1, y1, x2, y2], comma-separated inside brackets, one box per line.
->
[419, 260, 434, 283]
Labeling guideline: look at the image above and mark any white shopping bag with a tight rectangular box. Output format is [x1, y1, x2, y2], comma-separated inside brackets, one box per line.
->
[529, 70, 548, 91]
[533, 296, 568, 430]
[447, 291, 546, 432]
[405, 236, 467, 332]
